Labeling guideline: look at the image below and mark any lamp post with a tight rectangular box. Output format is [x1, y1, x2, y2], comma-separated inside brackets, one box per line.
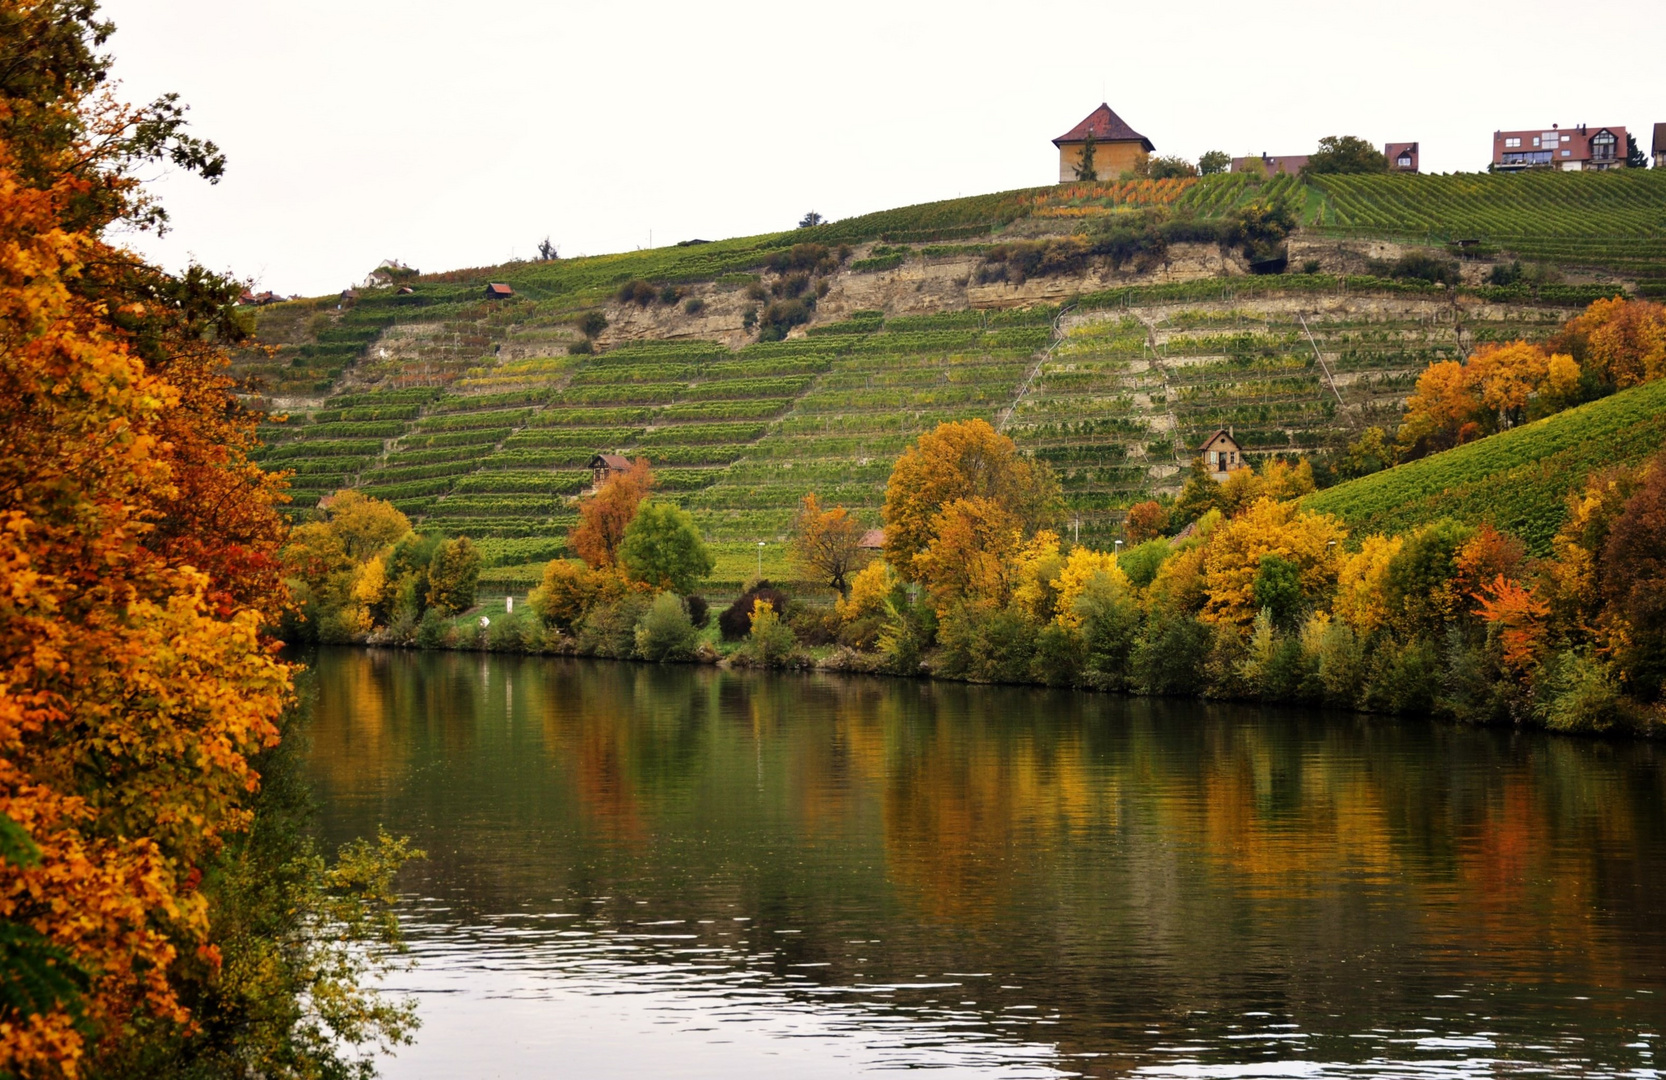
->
[756, 541, 765, 580]
[1115, 539, 1124, 557]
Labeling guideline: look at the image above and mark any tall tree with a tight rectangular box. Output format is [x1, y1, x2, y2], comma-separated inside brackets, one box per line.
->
[570, 459, 653, 567]
[1302, 135, 1389, 174]
[618, 501, 713, 595]
[1073, 132, 1098, 181]
[881, 420, 1060, 578]
[790, 493, 864, 595]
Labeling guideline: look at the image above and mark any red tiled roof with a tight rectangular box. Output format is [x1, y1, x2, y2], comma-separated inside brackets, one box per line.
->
[1052, 103, 1154, 152]
[1197, 427, 1239, 452]
[590, 453, 632, 471]
[858, 528, 885, 549]
[1492, 124, 1627, 166]
[485, 282, 514, 298]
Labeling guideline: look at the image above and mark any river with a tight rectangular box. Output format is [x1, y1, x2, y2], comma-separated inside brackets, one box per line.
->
[300, 647, 1666, 1079]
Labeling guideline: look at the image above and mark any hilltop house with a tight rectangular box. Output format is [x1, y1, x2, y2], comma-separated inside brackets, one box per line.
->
[1230, 153, 1308, 176]
[1198, 428, 1244, 482]
[1492, 123, 1628, 171]
[1654, 124, 1666, 169]
[587, 453, 631, 491]
[485, 283, 515, 299]
[1053, 104, 1154, 183]
[1386, 142, 1420, 172]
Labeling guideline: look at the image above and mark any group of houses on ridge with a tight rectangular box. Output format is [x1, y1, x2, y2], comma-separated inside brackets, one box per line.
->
[1052, 103, 1663, 180]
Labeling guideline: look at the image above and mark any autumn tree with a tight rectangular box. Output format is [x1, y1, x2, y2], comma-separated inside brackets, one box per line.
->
[0, 6, 416, 1073]
[570, 458, 653, 567]
[1550, 296, 1666, 391]
[428, 536, 481, 614]
[322, 489, 412, 562]
[1123, 500, 1169, 542]
[910, 498, 1027, 615]
[1200, 498, 1345, 627]
[791, 493, 865, 595]
[882, 420, 1060, 577]
[1599, 455, 1666, 700]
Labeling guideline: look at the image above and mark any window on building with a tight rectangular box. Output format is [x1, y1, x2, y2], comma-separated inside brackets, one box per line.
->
[1562, 149, 1571, 157]
[1505, 137, 1521, 147]
[1531, 136, 1540, 146]
[1592, 132, 1616, 161]
[1561, 134, 1571, 143]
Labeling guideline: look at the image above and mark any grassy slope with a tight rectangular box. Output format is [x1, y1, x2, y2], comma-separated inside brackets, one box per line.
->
[1305, 378, 1666, 554]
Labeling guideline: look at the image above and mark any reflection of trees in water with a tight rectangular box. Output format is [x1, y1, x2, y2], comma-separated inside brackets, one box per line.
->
[305, 650, 1666, 1002]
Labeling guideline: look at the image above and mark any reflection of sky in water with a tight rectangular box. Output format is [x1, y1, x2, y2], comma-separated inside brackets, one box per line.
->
[301, 650, 1666, 1079]
[379, 908, 1071, 1079]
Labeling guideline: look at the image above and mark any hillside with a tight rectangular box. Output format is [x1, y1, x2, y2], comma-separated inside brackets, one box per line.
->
[1305, 377, 1666, 554]
[244, 170, 1666, 582]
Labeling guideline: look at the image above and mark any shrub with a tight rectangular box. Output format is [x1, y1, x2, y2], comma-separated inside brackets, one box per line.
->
[744, 282, 768, 302]
[771, 271, 811, 299]
[579, 310, 608, 337]
[617, 279, 656, 306]
[787, 602, 840, 646]
[1367, 253, 1461, 286]
[529, 559, 599, 630]
[1534, 651, 1625, 733]
[634, 592, 698, 661]
[683, 297, 705, 315]
[686, 594, 710, 629]
[1362, 638, 1441, 714]
[1132, 609, 1211, 695]
[416, 608, 452, 649]
[758, 299, 813, 342]
[428, 537, 481, 614]
[658, 284, 683, 305]
[1075, 570, 1141, 688]
[487, 611, 531, 652]
[719, 582, 790, 640]
[740, 600, 797, 666]
[568, 338, 593, 355]
[936, 604, 1034, 683]
[1148, 155, 1199, 179]
[577, 592, 651, 658]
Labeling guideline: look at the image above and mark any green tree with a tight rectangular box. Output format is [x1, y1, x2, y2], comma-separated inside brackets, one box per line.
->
[1148, 155, 1198, 179]
[1198, 150, 1231, 175]
[1074, 132, 1098, 181]
[619, 501, 715, 594]
[1626, 133, 1648, 170]
[428, 536, 481, 615]
[1171, 458, 1221, 526]
[634, 592, 699, 661]
[1252, 552, 1303, 628]
[1303, 135, 1389, 175]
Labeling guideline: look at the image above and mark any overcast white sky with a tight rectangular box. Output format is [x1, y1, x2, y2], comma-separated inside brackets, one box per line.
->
[101, 0, 1664, 298]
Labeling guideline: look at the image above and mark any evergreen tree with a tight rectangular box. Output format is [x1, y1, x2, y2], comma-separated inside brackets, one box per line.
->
[1626, 134, 1648, 170]
[1074, 133, 1098, 181]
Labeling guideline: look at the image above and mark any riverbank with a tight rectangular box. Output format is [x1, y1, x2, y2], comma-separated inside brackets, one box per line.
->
[318, 591, 1666, 740]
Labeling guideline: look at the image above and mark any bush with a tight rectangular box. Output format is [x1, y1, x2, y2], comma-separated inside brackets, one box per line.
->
[1534, 651, 1625, 733]
[617, 279, 656, 306]
[634, 592, 698, 661]
[739, 600, 797, 666]
[771, 271, 811, 299]
[487, 611, 531, 652]
[686, 594, 710, 629]
[719, 582, 790, 640]
[758, 299, 813, 342]
[937, 604, 1035, 683]
[568, 339, 593, 355]
[1118, 538, 1171, 589]
[529, 559, 597, 630]
[1075, 571, 1140, 688]
[1366, 253, 1461, 286]
[416, 608, 452, 649]
[1362, 638, 1441, 714]
[1133, 609, 1211, 695]
[579, 310, 608, 337]
[787, 602, 840, 646]
[577, 592, 651, 658]
[658, 284, 683, 305]
[683, 297, 705, 315]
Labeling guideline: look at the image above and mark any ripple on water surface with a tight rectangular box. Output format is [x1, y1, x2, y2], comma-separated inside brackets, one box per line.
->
[301, 649, 1666, 1079]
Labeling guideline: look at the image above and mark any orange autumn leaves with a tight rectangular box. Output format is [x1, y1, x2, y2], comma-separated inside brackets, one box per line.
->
[0, 73, 291, 1080]
[1399, 298, 1666, 458]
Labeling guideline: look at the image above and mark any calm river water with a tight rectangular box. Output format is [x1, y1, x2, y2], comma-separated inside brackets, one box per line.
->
[300, 647, 1666, 1079]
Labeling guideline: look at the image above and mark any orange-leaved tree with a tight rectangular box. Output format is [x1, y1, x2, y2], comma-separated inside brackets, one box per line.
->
[0, 4, 314, 1073]
[1550, 296, 1666, 391]
[570, 458, 653, 567]
[881, 419, 1060, 577]
[790, 493, 865, 595]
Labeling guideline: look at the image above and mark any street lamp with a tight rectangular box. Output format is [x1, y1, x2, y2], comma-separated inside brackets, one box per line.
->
[756, 541, 765, 580]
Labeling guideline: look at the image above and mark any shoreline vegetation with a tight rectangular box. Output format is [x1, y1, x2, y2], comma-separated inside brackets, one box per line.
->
[0, 6, 417, 1077]
[283, 297, 1666, 739]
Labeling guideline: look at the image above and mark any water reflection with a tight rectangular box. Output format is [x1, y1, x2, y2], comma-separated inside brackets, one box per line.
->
[302, 648, 1666, 1079]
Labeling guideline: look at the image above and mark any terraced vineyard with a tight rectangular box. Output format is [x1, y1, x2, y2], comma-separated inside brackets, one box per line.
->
[256, 293, 1584, 579]
[1004, 296, 1568, 540]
